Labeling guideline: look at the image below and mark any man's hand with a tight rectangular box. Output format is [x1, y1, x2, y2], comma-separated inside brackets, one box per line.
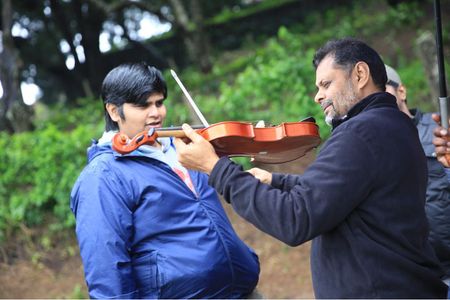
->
[173, 124, 220, 174]
[247, 167, 273, 185]
[431, 113, 450, 168]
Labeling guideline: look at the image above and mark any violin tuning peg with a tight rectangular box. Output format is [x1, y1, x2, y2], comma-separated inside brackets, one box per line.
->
[119, 134, 128, 144]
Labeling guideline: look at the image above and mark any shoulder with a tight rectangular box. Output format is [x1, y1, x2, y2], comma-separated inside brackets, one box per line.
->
[71, 152, 137, 212]
[351, 102, 411, 133]
[80, 151, 117, 178]
[74, 151, 138, 192]
[418, 112, 436, 124]
[329, 105, 409, 159]
[335, 105, 398, 139]
[416, 112, 438, 134]
[416, 112, 437, 131]
[416, 112, 438, 156]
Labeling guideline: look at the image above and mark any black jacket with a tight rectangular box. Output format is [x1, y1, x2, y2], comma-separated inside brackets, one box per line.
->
[414, 109, 450, 276]
[209, 92, 447, 298]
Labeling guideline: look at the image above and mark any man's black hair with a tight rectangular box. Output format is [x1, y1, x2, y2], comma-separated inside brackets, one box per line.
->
[101, 62, 167, 131]
[312, 37, 387, 91]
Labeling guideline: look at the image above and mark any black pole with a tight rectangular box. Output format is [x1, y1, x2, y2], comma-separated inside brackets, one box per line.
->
[434, 0, 449, 128]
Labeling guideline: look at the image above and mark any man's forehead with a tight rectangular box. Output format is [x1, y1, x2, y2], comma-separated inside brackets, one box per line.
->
[315, 56, 336, 84]
[316, 55, 336, 73]
[148, 92, 165, 100]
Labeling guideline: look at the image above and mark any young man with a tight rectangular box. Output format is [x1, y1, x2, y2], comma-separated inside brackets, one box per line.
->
[174, 38, 447, 298]
[385, 64, 450, 285]
[70, 62, 260, 298]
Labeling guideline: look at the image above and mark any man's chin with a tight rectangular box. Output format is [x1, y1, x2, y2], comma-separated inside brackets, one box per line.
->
[325, 114, 334, 126]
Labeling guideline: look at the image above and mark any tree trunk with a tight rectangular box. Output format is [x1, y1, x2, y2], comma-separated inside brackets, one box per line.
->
[0, 0, 16, 132]
[169, 0, 212, 73]
[0, 0, 33, 133]
[190, 0, 212, 73]
[416, 31, 440, 110]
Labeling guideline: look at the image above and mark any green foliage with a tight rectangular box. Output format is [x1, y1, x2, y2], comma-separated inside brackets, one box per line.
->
[191, 27, 329, 140]
[384, 1, 424, 27]
[2, 0, 448, 247]
[0, 99, 103, 243]
[33, 97, 104, 131]
[208, 0, 297, 25]
[68, 284, 88, 299]
[240, 32, 323, 131]
[395, 60, 437, 112]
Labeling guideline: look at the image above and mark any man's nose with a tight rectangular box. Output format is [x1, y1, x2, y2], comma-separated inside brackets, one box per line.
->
[314, 91, 324, 104]
[147, 105, 159, 117]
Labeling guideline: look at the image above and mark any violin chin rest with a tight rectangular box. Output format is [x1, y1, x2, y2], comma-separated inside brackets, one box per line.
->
[300, 116, 316, 123]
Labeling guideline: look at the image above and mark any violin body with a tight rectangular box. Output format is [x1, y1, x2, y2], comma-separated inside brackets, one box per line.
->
[112, 120, 321, 164]
[198, 121, 320, 163]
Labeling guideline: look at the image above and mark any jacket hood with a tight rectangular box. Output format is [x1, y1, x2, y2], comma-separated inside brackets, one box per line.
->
[87, 140, 113, 163]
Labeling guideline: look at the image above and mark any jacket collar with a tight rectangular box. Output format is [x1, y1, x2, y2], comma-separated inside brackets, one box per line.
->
[331, 92, 397, 130]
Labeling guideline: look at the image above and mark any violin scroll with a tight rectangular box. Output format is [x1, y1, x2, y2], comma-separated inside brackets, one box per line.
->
[112, 128, 158, 154]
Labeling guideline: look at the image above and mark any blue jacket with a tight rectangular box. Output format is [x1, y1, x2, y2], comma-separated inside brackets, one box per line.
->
[414, 109, 450, 276]
[70, 136, 259, 299]
[209, 93, 447, 298]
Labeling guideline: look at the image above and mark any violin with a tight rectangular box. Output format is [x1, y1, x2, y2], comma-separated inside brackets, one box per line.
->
[112, 70, 321, 163]
[112, 119, 321, 164]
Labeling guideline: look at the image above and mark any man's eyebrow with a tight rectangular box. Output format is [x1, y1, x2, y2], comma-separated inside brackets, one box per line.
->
[317, 80, 329, 87]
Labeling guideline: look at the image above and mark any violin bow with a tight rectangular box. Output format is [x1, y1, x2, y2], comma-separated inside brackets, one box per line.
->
[170, 69, 210, 127]
[434, 0, 449, 128]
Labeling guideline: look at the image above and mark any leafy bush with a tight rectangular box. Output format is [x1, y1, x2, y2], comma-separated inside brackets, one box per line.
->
[0, 100, 103, 243]
[33, 97, 104, 131]
[2, 0, 448, 246]
[168, 27, 330, 141]
[394, 60, 438, 112]
[213, 28, 327, 137]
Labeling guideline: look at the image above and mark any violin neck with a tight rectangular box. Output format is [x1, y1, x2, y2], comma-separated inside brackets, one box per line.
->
[156, 129, 187, 138]
[155, 125, 204, 138]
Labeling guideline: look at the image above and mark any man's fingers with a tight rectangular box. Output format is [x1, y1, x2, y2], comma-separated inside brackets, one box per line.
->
[431, 113, 441, 124]
[433, 138, 447, 147]
[431, 113, 450, 130]
[246, 168, 256, 176]
[173, 137, 186, 149]
[182, 123, 205, 143]
[433, 125, 448, 138]
[435, 145, 448, 154]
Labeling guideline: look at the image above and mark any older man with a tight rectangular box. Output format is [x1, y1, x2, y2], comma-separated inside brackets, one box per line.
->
[174, 38, 447, 298]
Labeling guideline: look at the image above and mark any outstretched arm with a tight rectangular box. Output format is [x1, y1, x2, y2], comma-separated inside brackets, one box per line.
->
[174, 124, 297, 189]
[177, 124, 373, 246]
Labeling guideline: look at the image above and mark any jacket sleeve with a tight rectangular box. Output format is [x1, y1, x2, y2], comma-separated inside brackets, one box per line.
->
[70, 164, 138, 299]
[271, 173, 302, 191]
[209, 129, 376, 246]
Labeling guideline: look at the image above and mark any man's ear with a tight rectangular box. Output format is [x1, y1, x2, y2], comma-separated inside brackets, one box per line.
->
[105, 103, 120, 122]
[353, 61, 370, 89]
[397, 84, 407, 102]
